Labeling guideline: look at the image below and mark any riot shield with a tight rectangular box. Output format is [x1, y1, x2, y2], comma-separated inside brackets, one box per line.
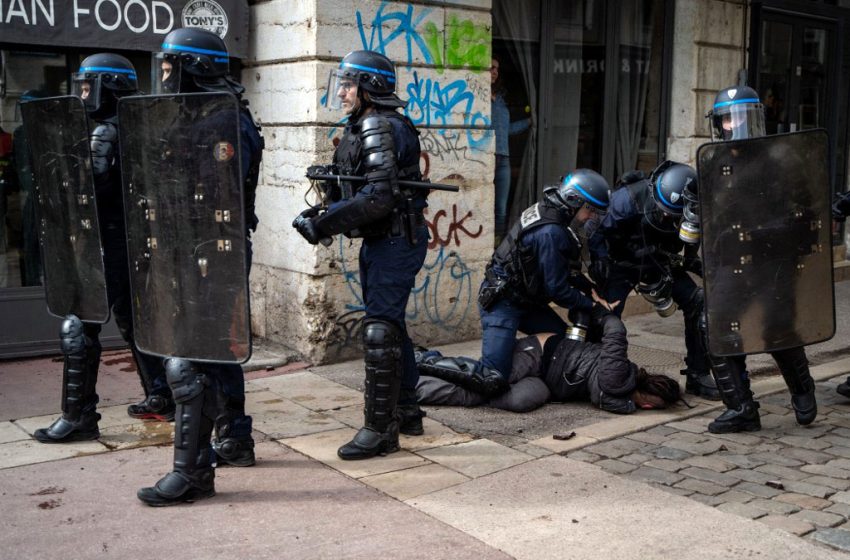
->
[20, 96, 109, 322]
[118, 92, 250, 363]
[697, 129, 834, 356]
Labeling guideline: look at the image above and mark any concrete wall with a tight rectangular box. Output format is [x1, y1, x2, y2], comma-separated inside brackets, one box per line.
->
[243, 0, 494, 363]
[667, 0, 748, 166]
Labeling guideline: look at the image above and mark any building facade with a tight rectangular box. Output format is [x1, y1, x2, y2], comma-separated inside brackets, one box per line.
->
[0, 0, 847, 362]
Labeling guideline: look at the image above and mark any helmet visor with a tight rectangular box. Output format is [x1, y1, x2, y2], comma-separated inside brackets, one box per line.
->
[71, 73, 101, 112]
[326, 69, 358, 112]
[711, 103, 765, 140]
[152, 53, 183, 94]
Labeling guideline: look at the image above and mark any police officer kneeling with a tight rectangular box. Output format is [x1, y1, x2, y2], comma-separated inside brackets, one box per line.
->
[293, 51, 428, 460]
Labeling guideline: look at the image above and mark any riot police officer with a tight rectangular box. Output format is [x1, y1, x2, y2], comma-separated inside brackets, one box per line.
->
[293, 50, 428, 460]
[831, 194, 850, 399]
[136, 28, 263, 506]
[474, 170, 614, 386]
[701, 85, 817, 433]
[33, 55, 173, 444]
[587, 161, 720, 400]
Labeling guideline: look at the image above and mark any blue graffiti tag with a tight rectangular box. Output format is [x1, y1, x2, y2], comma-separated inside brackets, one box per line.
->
[356, 2, 433, 67]
[406, 71, 492, 151]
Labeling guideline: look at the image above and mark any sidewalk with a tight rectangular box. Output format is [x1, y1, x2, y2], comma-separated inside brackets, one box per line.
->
[2, 283, 850, 559]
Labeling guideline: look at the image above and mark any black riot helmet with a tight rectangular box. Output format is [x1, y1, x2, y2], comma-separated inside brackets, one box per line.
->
[707, 85, 765, 141]
[71, 53, 138, 119]
[543, 169, 610, 218]
[642, 161, 696, 232]
[154, 28, 240, 95]
[326, 50, 405, 111]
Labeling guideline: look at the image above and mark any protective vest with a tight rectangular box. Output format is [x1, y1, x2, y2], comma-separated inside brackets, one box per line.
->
[490, 202, 580, 301]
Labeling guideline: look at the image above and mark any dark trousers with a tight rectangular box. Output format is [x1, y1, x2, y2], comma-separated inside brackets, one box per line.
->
[359, 226, 429, 404]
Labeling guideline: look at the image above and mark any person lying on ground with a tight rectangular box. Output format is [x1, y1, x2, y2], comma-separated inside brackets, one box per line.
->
[416, 310, 682, 414]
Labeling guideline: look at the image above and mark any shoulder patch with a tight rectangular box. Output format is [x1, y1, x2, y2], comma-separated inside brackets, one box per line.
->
[214, 141, 235, 162]
[520, 203, 542, 228]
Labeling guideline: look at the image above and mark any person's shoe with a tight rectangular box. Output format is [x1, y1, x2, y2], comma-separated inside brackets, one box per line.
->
[127, 394, 175, 422]
[837, 377, 850, 398]
[682, 369, 721, 401]
[214, 436, 256, 467]
[398, 404, 426, 436]
[707, 402, 761, 434]
[33, 412, 101, 443]
[338, 426, 400, 460]
[790, 391, 817, 426]
[137, 469, 215, 507]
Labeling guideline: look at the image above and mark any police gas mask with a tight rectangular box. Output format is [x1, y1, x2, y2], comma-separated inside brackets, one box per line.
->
[637, 274, 676, 317]
[567, 308, 591, 343]
[679, 183, 701, 244]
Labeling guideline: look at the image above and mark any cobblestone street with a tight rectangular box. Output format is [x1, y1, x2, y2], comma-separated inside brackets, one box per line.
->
[569, 376, 850, 551]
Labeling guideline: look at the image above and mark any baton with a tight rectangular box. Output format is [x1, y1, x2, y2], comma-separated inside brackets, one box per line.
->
[306, 173, 459, 193]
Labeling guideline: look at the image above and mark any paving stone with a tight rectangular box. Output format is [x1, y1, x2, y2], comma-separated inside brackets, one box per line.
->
[652, 446, 691, 460]
[674, 478, 728, 496]
[750, 452, 804, 468]
[736, 482, 784, 498]
[811, 528, 850, 553]
[417, 439, 534, 479]
[595, 459, 638, 474]
[758, 514, 815, 536]
[625, 431, 669, 445]
[780, 480, 835, 499]
[665, 420, 706, 434]
[583, 439, 646, 459]
[626, 466, 685, 486]
[665, 431, 706, 444]
[777, 435, 832, 450]
[565, 450, 601, 463]
[650, 483, 693, 497]
[643, 459, 684, 472]
[774, 493, 833, 511]
[803, 475, 850, 491]
[782, 424, 834, 438]
[683, 455, 736, 472]
[749, 498, 802, 515]
[714, 490, 754, 504]
[721, 455, 766, 469]
[0, 421, 31, 444]
[802, 464, 850, 479]
[824, 503, 850, 517]
[759, 403, 793, 416]
[789, 509, 846, 528]
[729, 468, 776, 485]
[510, 443, 554, 459]
[618, 453, 654, 466]
[710, 432, 766, 446]
[716, 501, 769, 519]
[826, 446, 850, 460]
[755, 464, 809, 481]
[832, 428, 850, 438]
[646, 425, 678, 436]
[783, 447, 837, 465]
[826, 458, 850, 471]
[816, 434, 850, 448]
[684, 493, 722, 506]
[830, 491, 850, 505]
[664, 439, 724, 456]
[679, 466, 740, 487]
[251, 372, 363, 411]
[360, 463, 470, 501]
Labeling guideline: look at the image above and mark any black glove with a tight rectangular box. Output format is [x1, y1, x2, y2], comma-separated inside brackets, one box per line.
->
[293, 207, 331, 246]
[833, 192, 850, 222]
[589, 302, 613, 328]
[589, 257, 611, 287]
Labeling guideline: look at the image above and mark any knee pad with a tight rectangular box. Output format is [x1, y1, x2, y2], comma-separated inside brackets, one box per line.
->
[362, 320, 403, 369]
[165, 359, 209, 403]
[60, 315, 86, 356]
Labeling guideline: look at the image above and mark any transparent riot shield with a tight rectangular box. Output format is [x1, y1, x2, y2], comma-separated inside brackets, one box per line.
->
[20, 96, 109, 322]
[697, 129, 834, 356]
[117, 93, 250, 363]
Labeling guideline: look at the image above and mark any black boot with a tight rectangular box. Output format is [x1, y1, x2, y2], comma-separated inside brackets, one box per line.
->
[707, 357, 761, 434]
[138, 360, 216, 506]
[773, 347, 817, 426]
[127, 393, 176, 421]
[838, 377, 850, 398]
[397, 388, 425, 436]
[35, 316, 102, 443]
[417, 355, 509, 397]
[681, 368, 721, 401]
[339, 321, 403, 460]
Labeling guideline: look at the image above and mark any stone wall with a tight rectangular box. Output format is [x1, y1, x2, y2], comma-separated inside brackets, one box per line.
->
[667, 0, 748, 166]
[243, 0, 494, 363]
